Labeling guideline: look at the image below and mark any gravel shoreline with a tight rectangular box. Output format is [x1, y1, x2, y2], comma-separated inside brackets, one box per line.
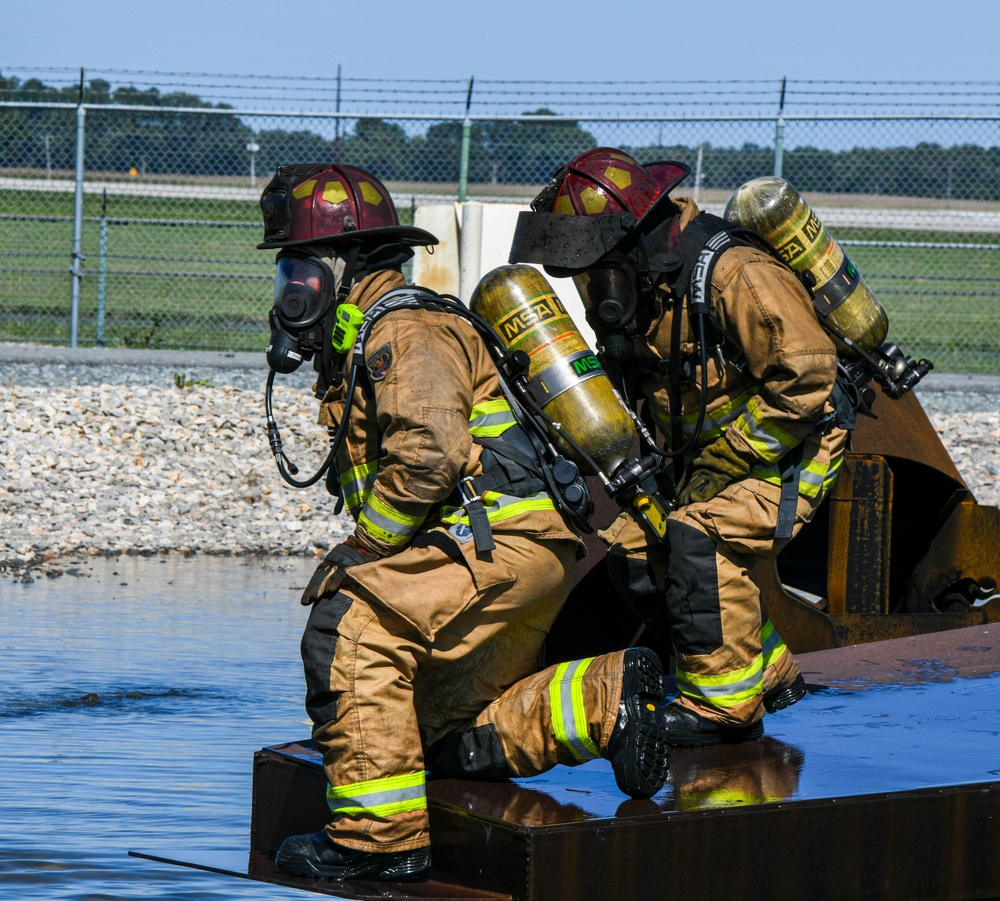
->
[1, 343, 998, 576]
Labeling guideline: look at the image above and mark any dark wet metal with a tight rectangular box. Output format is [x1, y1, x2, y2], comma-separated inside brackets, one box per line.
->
[142, 625, 1000, 900]
[129, 849, 507, 899]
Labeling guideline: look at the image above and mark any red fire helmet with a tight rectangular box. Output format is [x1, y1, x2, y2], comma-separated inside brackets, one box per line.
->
[257, 163, 437, 251]
[547, 147, 690, 226]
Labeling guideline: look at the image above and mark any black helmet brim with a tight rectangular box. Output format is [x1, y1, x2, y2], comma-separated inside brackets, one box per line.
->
[257, 224, 439, 252]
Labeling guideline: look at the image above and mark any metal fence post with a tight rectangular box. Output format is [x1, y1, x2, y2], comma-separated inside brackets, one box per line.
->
[693, 144, 704, 205]
[458, 77, 474, 202]
[773, 76, 786, 179]
[69, 70, 87, 347]
[96, 189, 108, 346]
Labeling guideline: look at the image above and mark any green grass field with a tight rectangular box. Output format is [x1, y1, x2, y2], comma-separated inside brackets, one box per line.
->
[1, 188, 997, 372]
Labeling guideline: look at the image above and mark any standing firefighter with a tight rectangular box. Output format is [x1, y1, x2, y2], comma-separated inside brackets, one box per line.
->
[256, 163, 670, 883]
[510, 148, 848, 746]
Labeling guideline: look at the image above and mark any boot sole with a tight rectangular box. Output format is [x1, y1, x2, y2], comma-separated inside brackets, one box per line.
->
[764, 674, 807, 713]
[612, 648, 670, 799]
[276, 846, 431, 882]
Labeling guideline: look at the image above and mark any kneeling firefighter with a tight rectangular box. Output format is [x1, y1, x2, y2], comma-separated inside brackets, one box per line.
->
[256, 163, 671, 882]
[510, 147, 851, 747]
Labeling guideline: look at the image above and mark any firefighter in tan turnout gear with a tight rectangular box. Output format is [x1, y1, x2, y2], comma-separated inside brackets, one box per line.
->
[510, 148, 848, 747]
[255, 163, 670, 883]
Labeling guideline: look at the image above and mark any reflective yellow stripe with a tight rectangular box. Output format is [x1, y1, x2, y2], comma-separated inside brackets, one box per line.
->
[440, 491, 557, 526]
[749, 447, 845, 499]
[760, 619, 788, 669]
[734, 397, 797, 463]
[681, 787, 783, 810]
[821, 453, 844, 491]
[469, 398, 517, 437]
[358, 493, 426, 547]
[675, 655, 764, 709]
[327, 771, 427, 818]
[678, 385, 760, 441]
[340, 459, 378, 515]
[549, 657, 601, 762]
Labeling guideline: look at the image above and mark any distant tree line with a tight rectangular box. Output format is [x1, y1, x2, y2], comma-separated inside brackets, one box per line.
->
[2, 74, 999, 199]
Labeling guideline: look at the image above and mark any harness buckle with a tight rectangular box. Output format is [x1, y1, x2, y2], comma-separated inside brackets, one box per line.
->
[458, 476, 482, 505]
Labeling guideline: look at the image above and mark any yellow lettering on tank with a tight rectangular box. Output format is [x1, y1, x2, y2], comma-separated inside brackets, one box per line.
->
[495, 293, 570, 345]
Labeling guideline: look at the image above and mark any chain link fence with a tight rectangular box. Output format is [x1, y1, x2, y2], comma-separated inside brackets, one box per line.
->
[1, 77, 998, 372]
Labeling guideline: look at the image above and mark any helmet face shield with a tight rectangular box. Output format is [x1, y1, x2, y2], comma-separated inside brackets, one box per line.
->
[508, 210, 636, 270]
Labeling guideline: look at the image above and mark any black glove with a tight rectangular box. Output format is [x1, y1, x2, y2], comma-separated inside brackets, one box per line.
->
[300, 538, 377, 606]
[675, 435, 755, 507]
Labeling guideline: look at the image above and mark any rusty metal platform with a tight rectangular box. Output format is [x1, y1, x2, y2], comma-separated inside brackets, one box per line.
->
[132, 624, 1000, 901]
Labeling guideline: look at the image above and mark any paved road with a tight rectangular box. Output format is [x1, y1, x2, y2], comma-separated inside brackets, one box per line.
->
[5, 176, 1000, 233]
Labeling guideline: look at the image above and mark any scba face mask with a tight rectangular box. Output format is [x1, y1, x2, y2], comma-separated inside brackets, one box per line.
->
[571, 258, 653, 364]
[266, 252, 347, 373]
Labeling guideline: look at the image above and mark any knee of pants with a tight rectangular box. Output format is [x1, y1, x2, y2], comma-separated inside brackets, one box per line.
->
[301, 591, 354, 726]
[664, 519, 724, 657]
[422, 723, 513, 780]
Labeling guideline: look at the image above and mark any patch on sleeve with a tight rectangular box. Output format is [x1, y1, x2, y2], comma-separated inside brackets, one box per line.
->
[366, 343, 393, 382]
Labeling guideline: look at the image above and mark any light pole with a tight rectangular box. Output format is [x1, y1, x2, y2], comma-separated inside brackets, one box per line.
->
[247, 141, 260, 189]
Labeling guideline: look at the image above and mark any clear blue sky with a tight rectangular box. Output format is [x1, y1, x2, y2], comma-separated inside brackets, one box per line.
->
[5, 0, 999, 86]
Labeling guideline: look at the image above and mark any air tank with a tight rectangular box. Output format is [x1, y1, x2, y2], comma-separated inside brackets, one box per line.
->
[724, 176, 889, 357]
[470, 264, 636, 475]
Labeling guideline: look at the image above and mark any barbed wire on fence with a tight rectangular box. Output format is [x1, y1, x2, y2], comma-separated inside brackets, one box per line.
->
[5, 67, 1000, 115]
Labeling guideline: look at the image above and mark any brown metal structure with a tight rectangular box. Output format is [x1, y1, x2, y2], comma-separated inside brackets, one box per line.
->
[550, 386, 1000, 659]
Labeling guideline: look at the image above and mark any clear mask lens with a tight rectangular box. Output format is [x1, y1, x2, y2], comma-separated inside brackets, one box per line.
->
[272, 256, 328, 328]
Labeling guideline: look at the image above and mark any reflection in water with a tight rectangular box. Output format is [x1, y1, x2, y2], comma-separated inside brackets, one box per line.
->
[670, 738, 804, 811]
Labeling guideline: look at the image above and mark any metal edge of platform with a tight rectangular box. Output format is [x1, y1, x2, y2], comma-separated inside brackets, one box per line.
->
[127, 849, 512, 900]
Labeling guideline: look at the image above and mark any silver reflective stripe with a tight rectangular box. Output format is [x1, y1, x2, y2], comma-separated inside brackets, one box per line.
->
[550, 657, 601, 762]
[327, 782, 426, 814]
[468, 408, 517, 436]
[676, 665, 763, 703]
[526, 351, 604, 407]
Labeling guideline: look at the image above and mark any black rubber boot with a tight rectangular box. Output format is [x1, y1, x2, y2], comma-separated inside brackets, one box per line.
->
[608, 647, 670, 799]
[764, 673, 807, 713]
[275, 830, 431, 882]
[660, 700, 765, 748]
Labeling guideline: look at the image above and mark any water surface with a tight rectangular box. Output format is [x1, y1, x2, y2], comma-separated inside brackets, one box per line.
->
[1, 554, 319, 900]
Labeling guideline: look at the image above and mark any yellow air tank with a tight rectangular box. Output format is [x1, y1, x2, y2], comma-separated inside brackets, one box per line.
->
[470, 264, 635, 475]
[724, 176, 888, 357]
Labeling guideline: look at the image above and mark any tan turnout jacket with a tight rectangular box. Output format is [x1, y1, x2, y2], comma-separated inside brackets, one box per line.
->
[318, 269, 581, 558]
[639, 197, 845, 497]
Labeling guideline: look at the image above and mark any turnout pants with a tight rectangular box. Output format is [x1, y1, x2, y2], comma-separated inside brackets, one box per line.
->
[604, 475, 829, 728]
[301, 530, 627, 852]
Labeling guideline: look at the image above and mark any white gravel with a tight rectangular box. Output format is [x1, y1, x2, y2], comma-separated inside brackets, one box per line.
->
[1, 343, 997, 575]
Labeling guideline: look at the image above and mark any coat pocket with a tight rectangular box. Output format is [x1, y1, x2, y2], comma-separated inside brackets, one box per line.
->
[347, 527, 515, 642]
